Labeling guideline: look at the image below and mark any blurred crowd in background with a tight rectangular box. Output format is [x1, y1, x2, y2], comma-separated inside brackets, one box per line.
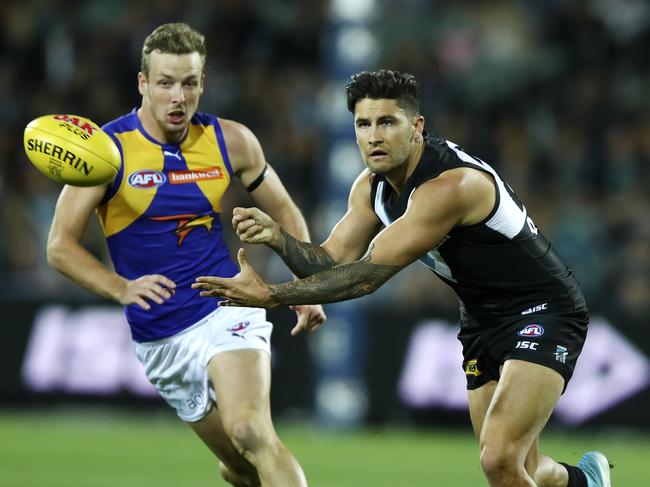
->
[0, 0, 648, 340]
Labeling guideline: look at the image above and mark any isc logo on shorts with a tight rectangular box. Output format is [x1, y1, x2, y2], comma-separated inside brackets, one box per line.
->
[518, 324, 544, 337]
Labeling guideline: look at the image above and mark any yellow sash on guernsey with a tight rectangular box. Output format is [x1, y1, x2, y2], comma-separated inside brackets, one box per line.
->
[97, 122, 231, 238]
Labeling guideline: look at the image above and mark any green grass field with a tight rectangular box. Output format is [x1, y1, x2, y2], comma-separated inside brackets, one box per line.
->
[1, 410, 648, 486]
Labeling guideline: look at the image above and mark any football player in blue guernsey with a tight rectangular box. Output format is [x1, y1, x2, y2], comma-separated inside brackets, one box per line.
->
[193, 70, 612, 487]
[47, 23, 325, 487]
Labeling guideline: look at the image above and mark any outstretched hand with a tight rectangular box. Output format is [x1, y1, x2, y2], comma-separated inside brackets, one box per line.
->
[232, 207, 282, 247]
[192, 248, 275, 308]
[289, 304, 326, 336]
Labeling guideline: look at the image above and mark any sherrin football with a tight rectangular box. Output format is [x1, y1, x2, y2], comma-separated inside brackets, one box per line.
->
[23, 114, 120, 186]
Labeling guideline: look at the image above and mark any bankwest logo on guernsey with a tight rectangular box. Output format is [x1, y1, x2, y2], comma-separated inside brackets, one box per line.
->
[169, 167, 224, 184]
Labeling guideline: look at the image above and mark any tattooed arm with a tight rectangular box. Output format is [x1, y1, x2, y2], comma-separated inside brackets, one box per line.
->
[195, 167, 494, 308]
[267, 244, 400, 305]
[192, 244, 400, 307]
[232, 170, 382, 278]
[275, 229, 338, 278]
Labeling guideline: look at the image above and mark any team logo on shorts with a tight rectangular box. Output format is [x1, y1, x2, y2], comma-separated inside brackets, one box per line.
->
[464, 359, 482, 376]
[518, 324, 544, 337]
[555, 345, 568, 364]
[227, 321, 250, 333]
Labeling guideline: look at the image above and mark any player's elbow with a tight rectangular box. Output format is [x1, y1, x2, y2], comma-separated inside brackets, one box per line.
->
[46, 233, 68, 272]
[353, 277, 386, 299]
[349, 262, 399, 298]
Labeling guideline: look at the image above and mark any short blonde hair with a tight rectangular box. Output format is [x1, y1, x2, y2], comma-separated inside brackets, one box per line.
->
[140, 23, 206, 77]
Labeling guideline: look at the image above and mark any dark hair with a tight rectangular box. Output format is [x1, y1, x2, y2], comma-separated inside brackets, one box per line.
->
[345, 69, 420, 115]
[141, 23, 207, 77]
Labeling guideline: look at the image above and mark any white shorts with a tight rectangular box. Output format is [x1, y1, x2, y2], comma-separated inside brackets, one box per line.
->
[134, 306, 273, 422]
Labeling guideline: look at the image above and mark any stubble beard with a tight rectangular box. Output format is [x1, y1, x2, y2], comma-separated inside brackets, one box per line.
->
[366, 150, 410, 175]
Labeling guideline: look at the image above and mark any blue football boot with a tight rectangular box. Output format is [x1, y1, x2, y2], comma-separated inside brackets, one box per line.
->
[577, 451, 612, 487]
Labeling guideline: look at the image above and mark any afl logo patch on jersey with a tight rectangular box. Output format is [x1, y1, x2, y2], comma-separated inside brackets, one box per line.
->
[128, 169, 166, 189]
[518, 324, 544, 337]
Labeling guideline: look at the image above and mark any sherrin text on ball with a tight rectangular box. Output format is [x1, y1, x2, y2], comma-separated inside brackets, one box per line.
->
[23, 114, 120, 186]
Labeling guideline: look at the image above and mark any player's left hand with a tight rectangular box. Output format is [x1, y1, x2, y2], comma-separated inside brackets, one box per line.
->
[192, 248, 273, 308]
[289, 304, 326, 336]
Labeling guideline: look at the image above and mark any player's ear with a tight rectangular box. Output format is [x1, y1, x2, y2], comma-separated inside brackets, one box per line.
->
[137, 72, 147, 96]
[411, 115, 425, 143]
[413, 114, 425, 133]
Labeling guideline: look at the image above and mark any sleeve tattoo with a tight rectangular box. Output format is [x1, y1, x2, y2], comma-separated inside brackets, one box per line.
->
[278, 228, 338, 278]
[269, 244, 401, 305]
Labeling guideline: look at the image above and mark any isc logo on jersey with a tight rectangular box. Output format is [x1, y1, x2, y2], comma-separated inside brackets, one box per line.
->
[128, 170, 166, 189]
[518, 324, 544, 337]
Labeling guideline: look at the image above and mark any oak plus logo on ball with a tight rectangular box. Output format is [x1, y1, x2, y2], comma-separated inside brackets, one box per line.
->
[128, 169, 166, 189]
[52, 114, 97, 140]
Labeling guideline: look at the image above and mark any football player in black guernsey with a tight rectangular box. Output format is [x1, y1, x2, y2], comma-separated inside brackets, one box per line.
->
[194, 70, 611, 487]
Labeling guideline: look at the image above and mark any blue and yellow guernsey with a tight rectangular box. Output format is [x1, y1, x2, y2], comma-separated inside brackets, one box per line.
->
[99, 109, 238, 342]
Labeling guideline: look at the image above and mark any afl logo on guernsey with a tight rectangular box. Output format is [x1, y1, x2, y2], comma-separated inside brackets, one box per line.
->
[128, 170, 166, 189]
[518, 324, 544, 337]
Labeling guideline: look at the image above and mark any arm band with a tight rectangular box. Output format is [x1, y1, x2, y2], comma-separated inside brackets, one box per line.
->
[246, 164, 270, 192]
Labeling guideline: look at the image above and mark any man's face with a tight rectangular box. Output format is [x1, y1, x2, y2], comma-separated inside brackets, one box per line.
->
[138, 51, 204, 143]
[354, 97, 422, 175]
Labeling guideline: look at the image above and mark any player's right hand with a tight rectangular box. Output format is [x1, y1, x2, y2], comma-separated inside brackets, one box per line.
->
[232, 207, 281, 247]
[119, 274, 176, 310]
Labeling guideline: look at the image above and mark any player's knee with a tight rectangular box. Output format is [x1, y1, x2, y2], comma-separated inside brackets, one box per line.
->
[226, 418, 276, 458]
[480, 442, 522, 482]
[218, 461, 260, 487]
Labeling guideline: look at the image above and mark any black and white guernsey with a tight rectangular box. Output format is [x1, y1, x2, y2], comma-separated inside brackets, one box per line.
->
[370, 134, 587, 329]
